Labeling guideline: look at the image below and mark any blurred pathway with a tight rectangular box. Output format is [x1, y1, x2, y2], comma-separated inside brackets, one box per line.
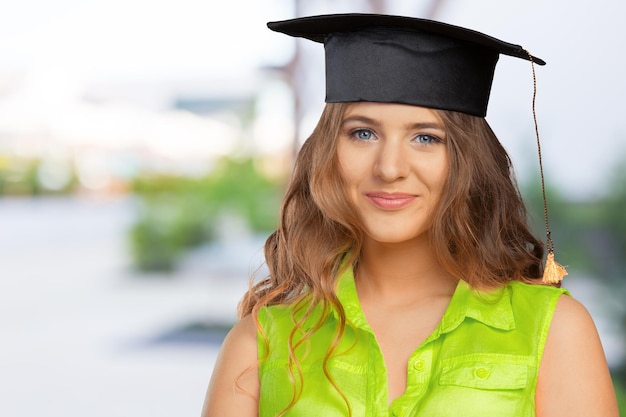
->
[0, 196, 257, 417]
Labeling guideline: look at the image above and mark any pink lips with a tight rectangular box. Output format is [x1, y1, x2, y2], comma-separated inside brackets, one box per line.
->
[365, 192, 417, 210]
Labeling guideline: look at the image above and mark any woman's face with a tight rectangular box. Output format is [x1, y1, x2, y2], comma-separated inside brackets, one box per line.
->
[337, 102, 449, 245]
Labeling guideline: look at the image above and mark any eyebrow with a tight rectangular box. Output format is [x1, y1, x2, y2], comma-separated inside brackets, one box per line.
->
[341, 115, 445, 132]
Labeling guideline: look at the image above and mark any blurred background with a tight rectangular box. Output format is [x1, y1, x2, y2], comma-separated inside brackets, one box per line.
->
[1, 0, 625, 415]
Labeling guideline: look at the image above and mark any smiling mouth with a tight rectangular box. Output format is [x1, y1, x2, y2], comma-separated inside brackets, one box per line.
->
[365, 192, 418, 210]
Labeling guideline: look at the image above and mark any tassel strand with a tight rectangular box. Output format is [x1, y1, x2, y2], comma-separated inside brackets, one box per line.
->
[542, 252, 568, 285]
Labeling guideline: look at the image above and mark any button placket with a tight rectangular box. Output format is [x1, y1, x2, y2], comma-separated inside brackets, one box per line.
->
[405, 345, 433, 397]
[386, 345, 433, 417]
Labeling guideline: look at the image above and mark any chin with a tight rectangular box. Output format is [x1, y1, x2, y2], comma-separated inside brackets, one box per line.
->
[365, 230, 429, 246]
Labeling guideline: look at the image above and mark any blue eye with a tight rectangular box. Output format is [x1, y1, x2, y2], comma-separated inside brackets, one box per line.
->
[351, 129, 375, 141]
[415, 134, 441, 145]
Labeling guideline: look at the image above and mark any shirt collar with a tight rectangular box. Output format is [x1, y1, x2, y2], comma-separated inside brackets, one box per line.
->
[440, 280, 516, 333]
[334, 265, 373, 332]
[334, 265, 516, 335]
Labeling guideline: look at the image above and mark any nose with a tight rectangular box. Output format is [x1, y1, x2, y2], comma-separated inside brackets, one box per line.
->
[373, 139, 410, 182]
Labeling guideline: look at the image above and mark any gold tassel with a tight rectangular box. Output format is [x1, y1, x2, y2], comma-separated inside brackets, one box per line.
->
[542, 252, 568, 285]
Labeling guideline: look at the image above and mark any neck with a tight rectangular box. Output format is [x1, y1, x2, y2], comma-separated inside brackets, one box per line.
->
[356, 235, 457, 303]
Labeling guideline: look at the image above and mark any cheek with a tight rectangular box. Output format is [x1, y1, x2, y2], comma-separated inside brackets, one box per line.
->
[428, 154, 450, 197]
[437, 163, 450, 190]
[336, 141, 350, 171]
[339, 169, 360, 202]
[336, 144, 359, 185]
[337, 169, 362, 210]
[335, 147, 356, 202]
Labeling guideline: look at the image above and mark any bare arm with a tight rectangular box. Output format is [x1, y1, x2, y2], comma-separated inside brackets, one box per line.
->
[201, 314, 259, 417]
[536, 295, 619, 417]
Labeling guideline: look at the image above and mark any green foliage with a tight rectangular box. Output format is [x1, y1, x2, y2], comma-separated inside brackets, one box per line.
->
[600, 165, 626, 279]
[523, 179, 592, 273]
[521, 175, 625, 278]
[205, 157, 284, 232]
[614, 379, 626, 416]
[129, 157, 284, 272]
[0, 154, 77, 196]
[130, 192, 213, 272]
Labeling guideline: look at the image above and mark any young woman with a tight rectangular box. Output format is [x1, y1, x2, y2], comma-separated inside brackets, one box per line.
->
[202, 14, 618, 417]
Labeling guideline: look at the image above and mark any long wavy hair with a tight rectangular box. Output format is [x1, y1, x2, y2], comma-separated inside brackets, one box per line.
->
[238, 102, 545, 414]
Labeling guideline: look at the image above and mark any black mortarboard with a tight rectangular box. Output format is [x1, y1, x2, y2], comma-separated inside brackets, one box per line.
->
[267, 13, 545, 117]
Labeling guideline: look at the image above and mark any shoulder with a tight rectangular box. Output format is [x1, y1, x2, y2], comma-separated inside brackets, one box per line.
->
[215, 314, 258, 363]
[497, 281, 567, 330]
[258, 299, 325, 333]
[506, 280, 567, 299]
[550, 293, 596, 333]
[536, 294, 619, 416]
[544, 294, 607, 357]
[230, 313, 258, 341]
[506, 281, 568, 323]
[201, 315, 259, 417]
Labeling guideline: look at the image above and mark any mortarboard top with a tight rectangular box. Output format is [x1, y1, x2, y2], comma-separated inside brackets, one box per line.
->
[267, 13, 545, 117]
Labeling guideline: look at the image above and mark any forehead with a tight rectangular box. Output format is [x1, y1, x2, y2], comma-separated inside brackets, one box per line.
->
[343, 102, 444, 125]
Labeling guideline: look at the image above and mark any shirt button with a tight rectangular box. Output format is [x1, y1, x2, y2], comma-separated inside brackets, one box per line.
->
[475, 367, 490, 379]
[413, 359, 426, 371]
[391, 406, 405, 417]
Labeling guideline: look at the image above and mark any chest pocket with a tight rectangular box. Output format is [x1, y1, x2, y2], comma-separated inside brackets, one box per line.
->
[422, 357, 534, 417]
[440, 360, 528, 390]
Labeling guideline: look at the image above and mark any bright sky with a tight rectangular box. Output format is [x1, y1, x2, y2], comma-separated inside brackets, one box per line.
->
[0, 0, 624, 197]
[0, 0, 291, 80]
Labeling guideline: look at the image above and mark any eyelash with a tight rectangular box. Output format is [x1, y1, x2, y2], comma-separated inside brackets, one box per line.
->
[348, 128, 443, 145]
[349, 128, 377, 141]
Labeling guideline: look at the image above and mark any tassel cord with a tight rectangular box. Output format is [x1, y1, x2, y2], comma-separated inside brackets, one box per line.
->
[524, 50, 567, 284]
[526, 51, 555, 255]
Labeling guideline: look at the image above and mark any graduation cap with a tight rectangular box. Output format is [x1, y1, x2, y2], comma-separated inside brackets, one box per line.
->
[268, 13, 567, 284]
[267, 13, 545, 117]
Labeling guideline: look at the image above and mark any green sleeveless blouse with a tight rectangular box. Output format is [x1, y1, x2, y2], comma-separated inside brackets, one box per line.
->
[257, 266, 568, 417]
